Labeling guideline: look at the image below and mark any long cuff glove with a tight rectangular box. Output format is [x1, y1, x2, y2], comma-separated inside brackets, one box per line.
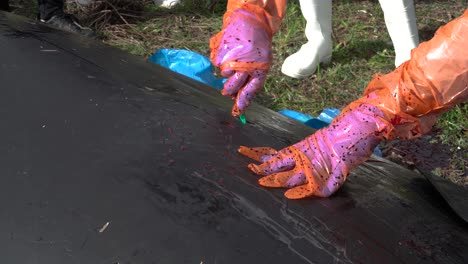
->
[355, 9, 467, 140]
[210, 0, 287, 116]
[239, 103, 390, 199]
[239, 9, 467, 199]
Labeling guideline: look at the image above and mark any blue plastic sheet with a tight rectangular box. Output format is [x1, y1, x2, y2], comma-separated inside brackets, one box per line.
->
[148, 49, 226, 89]
[278, 109, 340, 130]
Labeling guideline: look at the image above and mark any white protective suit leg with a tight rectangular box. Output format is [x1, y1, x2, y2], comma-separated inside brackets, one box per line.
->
[153, 0, 181, 9]
[379, 0, 419, 67]
[281, 0, 333, 79]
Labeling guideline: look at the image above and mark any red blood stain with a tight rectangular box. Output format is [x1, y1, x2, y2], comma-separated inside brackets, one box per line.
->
[220, 121, 235, 128]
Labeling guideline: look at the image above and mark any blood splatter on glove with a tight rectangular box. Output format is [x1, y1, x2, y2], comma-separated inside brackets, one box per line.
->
[354, 9, 468, 140]
[210, 0, 287, 116]
[239, 103, 389, 199]
[239, 9, 467, 199]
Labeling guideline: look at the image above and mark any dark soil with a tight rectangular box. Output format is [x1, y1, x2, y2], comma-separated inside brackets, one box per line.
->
[380, 129, 467, 187]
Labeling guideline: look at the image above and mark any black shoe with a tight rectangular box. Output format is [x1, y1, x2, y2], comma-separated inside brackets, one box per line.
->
[40, 13, 95, 38]
[0, 2, 9, 11]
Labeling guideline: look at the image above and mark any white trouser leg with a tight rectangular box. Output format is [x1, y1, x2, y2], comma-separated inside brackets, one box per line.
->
[281, 0, 333, 79]
[154, 0, 181, 8]
[379, 0, 419, 67]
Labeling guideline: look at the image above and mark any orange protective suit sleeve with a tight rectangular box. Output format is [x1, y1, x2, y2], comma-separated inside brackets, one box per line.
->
[238, 10, 467, 199]
[225, 0, 288, 36]
[210, 0, 288, 68]
[352, 9, 468, 140]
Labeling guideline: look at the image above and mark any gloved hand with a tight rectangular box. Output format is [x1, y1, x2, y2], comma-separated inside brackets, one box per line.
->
[210, 7, 272, 116]
[239, 103, 389, 199]
[238, 10, 468, 199]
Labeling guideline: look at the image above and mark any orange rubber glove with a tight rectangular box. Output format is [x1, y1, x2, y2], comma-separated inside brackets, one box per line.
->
[240, 9, 468, 199]
[240, 103, 388, 198]
[210, 0, 287, 116]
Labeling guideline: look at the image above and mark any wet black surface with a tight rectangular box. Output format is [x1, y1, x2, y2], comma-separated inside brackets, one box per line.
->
[1, 11, 468, 264]
[422, 170, 468, 223]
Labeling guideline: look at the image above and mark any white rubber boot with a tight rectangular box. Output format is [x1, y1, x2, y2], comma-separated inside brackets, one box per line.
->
[379, 0, 419, 67]
[281, 0, 333, 79]
[153, 0, 181, 9]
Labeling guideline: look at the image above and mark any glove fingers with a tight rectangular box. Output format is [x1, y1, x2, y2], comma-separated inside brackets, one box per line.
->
[221, 68, 234, 77]
[284, 185, 315, 199]
[285, 171, 308, 187]
[233, 71, 266, 115]
[284, 147, 321, 199]
[258, 168, 306, 188]
[238, 146, 278, 162]
[247, 151, 295, 176]
[222, 71, 249, 96]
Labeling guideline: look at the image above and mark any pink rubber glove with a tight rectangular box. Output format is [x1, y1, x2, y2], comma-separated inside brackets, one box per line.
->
[239, 103, 390, 199]
[210, 8, 272, 116]
[238, 10, 467, 199]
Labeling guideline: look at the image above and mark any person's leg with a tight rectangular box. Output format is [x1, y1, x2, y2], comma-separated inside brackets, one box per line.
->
[281, 0, 333, 79]
[37, 0, 94, 37]
[154, 0, 181, 9]
[37, 0, 63, 20]
[379, 0, 419, 67]
[0, 0, 9, 11]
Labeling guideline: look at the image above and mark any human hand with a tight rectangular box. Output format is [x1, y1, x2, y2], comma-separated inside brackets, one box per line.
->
[210, 8, 272, 116]
[238, 103, 387, 199]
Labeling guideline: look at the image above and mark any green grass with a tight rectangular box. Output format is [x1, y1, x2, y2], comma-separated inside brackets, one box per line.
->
[100, 4, 222, 56]
[437, 104, 468, 149]
[259, 1, 395, 115]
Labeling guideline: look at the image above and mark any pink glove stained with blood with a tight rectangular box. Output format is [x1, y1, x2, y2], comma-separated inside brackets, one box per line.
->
[239, 103, 389, 199]
[238, 10, 468, 199]
[210, 0, 287, 116]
